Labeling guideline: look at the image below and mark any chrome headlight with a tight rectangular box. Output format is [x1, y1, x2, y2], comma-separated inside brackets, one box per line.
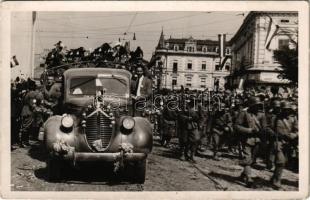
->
[122, 117, 135, 130]
[61, 114, 74, 129]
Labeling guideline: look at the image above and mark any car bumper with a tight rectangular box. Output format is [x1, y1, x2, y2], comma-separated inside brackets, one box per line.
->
[64, 152, 147, 162]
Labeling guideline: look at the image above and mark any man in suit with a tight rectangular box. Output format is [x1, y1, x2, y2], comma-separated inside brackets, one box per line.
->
[133, 66, 152, 98]
[132, 66, 152, 116]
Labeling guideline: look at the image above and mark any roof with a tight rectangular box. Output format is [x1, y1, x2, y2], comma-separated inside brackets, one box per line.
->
[165, 38, 225, 46]
[230, 11, 298, 44]
[63, 68, 132, 80]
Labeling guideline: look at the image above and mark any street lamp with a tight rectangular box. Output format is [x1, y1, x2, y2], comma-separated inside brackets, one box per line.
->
[123, 32, 136, 40]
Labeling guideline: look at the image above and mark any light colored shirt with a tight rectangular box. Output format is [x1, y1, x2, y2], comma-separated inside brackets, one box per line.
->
[136, 75, 144, 97]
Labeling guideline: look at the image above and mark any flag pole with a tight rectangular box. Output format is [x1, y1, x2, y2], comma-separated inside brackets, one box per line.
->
[30, 11, 36, 78]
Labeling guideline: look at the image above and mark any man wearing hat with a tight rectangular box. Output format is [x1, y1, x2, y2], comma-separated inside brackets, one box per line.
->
[270, 101, 298, 189]
[235, 96, 267, 188]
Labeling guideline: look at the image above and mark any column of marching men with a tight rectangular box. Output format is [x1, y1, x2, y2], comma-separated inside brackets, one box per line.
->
[10, 41, 298, 190]
[157, 87, 298, 189]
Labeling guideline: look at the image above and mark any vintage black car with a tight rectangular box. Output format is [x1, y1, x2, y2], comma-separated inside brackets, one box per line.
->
[44, 67, 153, 183]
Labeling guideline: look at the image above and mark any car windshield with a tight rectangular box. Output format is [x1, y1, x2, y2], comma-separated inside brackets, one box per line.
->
[69, 76, 128, 96]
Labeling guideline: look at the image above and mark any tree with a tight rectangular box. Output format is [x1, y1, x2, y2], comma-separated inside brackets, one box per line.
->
[273, 46, 298, 85]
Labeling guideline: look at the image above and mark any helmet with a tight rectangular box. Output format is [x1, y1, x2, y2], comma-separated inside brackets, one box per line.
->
[235, 98, 242, 105]
[247, 96, 262, 108]
[272, 100, 281, 108]
[281, 101, 292, 110]
[291, 104, 298, 111]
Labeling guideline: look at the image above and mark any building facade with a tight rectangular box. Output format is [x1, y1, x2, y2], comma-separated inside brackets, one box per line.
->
[229, 11, 298, 88]
[153, 32, 231, 91]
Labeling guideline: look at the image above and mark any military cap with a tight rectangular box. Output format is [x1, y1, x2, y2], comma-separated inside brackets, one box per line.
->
[281, 101, 292, 109]
[235, 98, 243, 105]
[247, 96, 262, 108]
[291, 104, 298, 111]
[272, 100, 281, 108]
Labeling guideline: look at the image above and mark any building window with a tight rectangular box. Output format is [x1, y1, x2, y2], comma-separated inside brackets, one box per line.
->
[203, 47, 207, 53]
[280, 19, 289, 23]
[225, 65, 230, 71]
[174, 45, 179, 51]
[207, 46, 214, 52]
[278, 39, 289, 50]
[201, 77, 206, 83]
[200, 85, 206, 88]
[226, 48, 231, 55]
[186, 83, 192, 87]
[215, 64, 221, 71]
[201, 61, 206, 70]
[187, 61, 192, 70]
[173, 61, 178, 73]
[172, 79, 177, 86]
[186, 77, 192, 82]
[187, 46, 194, 52]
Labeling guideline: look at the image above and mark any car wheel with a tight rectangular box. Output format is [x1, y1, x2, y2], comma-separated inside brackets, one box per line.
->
[47, 156, 63, 182]
[133, 159, 146, 184]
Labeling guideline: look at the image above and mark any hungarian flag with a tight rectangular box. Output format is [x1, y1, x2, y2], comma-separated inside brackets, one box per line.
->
[10, 55, 19, 68]
[264, 16, 279, 50]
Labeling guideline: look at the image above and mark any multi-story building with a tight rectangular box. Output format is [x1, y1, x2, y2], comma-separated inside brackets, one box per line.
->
[152, 31, 232, 91]
[229, 11, 298, 88]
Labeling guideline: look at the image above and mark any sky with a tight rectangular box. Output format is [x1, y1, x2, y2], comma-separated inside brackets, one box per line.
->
[13, 11, 248, 61]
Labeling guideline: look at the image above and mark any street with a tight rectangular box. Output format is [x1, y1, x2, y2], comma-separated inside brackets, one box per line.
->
[11, 138, 298, 191]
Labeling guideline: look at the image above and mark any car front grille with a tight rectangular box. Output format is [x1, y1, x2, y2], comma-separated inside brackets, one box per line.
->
[85, 112, 113, 150]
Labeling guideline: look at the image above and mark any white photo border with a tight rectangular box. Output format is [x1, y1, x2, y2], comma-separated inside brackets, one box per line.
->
[0, 1, 309, 199]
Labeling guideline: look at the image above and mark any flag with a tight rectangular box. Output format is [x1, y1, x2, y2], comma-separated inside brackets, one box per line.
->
[32, 11, 36, 25]
[10, 56, 19, 68]
[264, 16, 279, 50]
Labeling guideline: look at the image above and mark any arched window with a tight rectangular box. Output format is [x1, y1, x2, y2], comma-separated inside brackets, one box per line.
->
[174, 45, 179, 51]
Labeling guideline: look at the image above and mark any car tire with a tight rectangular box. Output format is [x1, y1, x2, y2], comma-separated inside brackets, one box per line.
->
[47, 156, 62, 182]
[133, 159, 146, 184]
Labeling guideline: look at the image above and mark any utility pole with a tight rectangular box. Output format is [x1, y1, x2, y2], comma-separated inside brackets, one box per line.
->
[30, 11, 36, 78]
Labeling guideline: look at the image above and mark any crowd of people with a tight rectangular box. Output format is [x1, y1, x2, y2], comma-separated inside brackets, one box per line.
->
[11, 40, 298, 190]
[11, 41, 152, 150]
[156, 85, 298, 189]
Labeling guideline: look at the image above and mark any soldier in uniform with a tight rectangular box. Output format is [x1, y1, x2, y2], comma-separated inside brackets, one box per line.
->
[11, 82, 22, 149]
[161, 96, 178, 147]
[211, 102, 233, 160]
[265, 99, 281, 170]
[234, 96, 267, 187]
[231, 98, 245, 159]
[197, 96, 209, 152]
[178, 98, 201, 163]
[20, 81, 44, 147]
[270, 101, 298, 189]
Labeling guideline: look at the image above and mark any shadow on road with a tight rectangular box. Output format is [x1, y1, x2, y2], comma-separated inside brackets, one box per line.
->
[27, 141, 47, 162]
[282, 178, 298, 188]
[208, 171, 244, 187]
[34, 162, 142, 185]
